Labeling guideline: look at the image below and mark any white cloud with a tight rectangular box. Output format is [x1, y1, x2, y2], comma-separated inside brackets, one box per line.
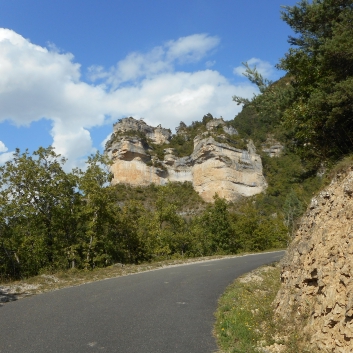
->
[0, 29, 258, 168]
[0, 141, 8, 153]
[205, 60, 216, 68]
[106, 70, 255, 130]
[0, 141, 12, 165]
[233, 57, 274, 79]
[0, 151, 14, 164]
[89, 33, 220, 90]
[166, 34, 220, 63]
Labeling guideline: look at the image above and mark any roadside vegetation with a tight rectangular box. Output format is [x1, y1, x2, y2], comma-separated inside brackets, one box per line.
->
[214, 0, 353, 351]
[214, 264, 316, 353]
[0, 147, 290, 282]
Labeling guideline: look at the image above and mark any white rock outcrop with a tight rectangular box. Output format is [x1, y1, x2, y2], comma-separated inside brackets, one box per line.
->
[105, 117, 267, 202]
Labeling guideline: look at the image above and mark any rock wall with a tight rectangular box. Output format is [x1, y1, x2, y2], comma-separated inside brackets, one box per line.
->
[113, 117, 172, 144]
[262, 135, 284, 158]
[275, 168, 353, 352]
[106, 117, 267, 202]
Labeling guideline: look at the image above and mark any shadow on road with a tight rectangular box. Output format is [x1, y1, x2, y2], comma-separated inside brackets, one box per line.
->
[0, 290, 18, 306]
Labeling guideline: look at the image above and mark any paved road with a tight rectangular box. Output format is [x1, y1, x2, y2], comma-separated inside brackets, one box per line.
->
[0, 251, 284, 353]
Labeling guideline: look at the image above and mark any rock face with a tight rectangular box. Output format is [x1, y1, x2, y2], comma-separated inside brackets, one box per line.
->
[205, 117, 238, 136]
[105, 117, 267, 202]
[262, 135, 284, 158]
[275, 169, 353, 352]
[113, 117, 172, 144]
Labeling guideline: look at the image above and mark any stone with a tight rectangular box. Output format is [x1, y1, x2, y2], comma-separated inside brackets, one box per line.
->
[262, 135, 284, 158]
[274, 170, 353, 351]
[105, 117, 267, 202]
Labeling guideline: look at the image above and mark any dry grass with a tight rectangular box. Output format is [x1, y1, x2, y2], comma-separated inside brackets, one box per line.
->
[327, 154, 353, 180]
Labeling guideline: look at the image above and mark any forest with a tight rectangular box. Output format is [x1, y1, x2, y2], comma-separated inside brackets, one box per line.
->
[0, 145, 290, 279]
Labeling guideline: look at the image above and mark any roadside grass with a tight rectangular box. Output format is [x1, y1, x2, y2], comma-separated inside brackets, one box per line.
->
[0, 253, 280, 303]
[214, 263, 314, 353]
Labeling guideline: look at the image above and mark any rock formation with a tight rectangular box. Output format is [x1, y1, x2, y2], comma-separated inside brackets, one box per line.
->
[262, 135, 284, 158]
[112, 117, 172, 144]
[105, 117, 267, 202]
[275, 168, 353, 352]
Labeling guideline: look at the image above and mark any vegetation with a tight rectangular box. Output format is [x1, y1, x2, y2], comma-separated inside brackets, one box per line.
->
[214, 264, 315, 353]
[228, 103, 324, 239]
[278, 0, 353, 165]
[162, 113, 247, 156]
[234, 0, 353, 168]
[0, 147, 289, 281]
[214, 1, 353, 351]
[229, 0, 353, 237]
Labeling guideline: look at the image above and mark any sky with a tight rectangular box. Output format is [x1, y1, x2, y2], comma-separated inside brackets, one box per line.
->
[0, 0, 299, 169]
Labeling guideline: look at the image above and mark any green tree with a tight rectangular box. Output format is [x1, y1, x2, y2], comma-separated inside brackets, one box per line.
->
[283, 189, 305, 237]
[0, 147, 79, 276]
[76, 152, 118, 269]
[278, 0, 353, 163]
[199, 195, 236, 254]
[233, 1, 353, 166]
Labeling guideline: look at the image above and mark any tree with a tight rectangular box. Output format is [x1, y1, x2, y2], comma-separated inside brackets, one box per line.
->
[283, 189, 305, 237]
[0, 147, 79, 276]
[199, 195, 235, 254]
[234, 1, 353, 166]
[278, 0, 353, 163]
[76, 152, 118, 269]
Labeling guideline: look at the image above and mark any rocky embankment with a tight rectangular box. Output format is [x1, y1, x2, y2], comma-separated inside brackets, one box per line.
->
[275, 168, 353, 352]
[105, 117, 267, 202]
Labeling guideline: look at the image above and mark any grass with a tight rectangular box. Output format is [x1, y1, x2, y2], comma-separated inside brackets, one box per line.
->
[327, 153, 353, 180]
[214, 263, 315, 353]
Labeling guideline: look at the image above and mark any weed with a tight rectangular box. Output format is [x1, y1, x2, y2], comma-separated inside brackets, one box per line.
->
[214, 264, 317, 353]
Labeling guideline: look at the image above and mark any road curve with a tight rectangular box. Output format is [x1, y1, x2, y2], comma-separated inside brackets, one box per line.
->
[0, 251, 284, 353]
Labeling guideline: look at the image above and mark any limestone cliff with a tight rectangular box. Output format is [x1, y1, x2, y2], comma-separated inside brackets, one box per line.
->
[105, 117, 267, 202]
[261, 135, 284, 158]
[275, 168, 353, 352]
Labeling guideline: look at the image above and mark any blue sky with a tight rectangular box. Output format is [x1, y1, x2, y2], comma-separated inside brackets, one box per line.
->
[0, 0, 298, 169]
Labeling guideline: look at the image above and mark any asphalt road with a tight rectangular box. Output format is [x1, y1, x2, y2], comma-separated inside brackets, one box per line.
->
[0, 251, 284, 353]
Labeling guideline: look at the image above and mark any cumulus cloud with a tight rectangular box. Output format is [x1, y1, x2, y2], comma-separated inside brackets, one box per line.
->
[0, 29, 258, 168]
[166, 34, 220, 63]
[0, 141, 13, 165]
[0, 152, 14, 164]
[233, 57, 274, 79]
[0, 141, 8, 153]
[88, 33, 220, 90]
[106, 70, 255, 129]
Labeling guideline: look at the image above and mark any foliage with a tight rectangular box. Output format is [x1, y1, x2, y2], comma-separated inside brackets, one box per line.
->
[0, 146, 289, 280]
[237, 1, 353, 166]
[148, 113, 247, 159]
[231, 201, 289, 251]
[278, 1, 353, 164]
[231, 103, 323, 235]
[214, 264, 315, 353]
[112, 181, 206, 214]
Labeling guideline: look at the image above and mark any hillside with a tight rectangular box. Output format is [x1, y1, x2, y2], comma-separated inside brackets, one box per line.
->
[223, 1, 353, 351]
[275, 163, 353, 351]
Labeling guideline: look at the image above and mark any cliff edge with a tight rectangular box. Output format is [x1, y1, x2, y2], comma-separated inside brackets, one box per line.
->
[105, 117, 267, 202]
